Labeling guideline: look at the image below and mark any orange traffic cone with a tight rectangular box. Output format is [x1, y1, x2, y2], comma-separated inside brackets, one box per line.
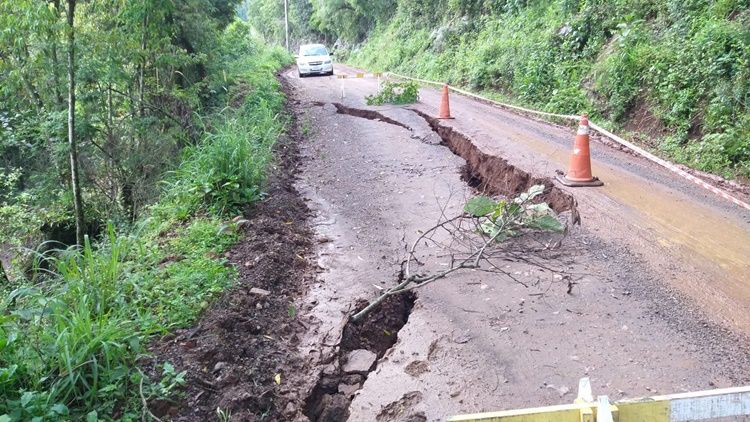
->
[556, 114, 603, 187]
[438, 84, 453, 119]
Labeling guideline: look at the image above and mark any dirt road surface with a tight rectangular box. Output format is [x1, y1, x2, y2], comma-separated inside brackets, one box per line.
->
[284, 64, 750, 421]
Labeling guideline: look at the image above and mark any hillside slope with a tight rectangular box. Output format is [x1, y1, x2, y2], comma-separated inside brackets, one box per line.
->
[280, 0, 750, 181]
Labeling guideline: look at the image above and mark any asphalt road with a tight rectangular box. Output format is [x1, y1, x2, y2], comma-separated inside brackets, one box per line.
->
[287, 64, 750, 421]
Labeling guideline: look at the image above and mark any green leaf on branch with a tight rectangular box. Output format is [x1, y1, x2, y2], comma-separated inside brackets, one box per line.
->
[515, 184, 546, 203]
[526, 215, 565, 233]
[464, 196, 497, 216]
[366, 81, 419, 105]
[467, 183, 565, 241]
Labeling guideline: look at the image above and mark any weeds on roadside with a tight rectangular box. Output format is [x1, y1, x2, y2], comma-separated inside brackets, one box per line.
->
[349, 1, 750, 180]
[366, 81, 419, 105]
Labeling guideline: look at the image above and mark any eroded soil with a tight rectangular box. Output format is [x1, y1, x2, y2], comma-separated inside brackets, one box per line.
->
[147, 77, 316, 421]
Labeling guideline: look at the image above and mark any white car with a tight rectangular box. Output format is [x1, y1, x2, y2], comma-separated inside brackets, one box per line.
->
[296, 44, 334, 77]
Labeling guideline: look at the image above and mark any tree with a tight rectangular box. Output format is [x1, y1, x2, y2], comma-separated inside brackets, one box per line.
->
[66, 0, 85, 246]
[1, 0, 248, 253]
[0, 259, 8, 284]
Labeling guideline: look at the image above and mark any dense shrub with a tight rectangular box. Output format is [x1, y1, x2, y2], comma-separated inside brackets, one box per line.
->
[0, 24, 291, 420]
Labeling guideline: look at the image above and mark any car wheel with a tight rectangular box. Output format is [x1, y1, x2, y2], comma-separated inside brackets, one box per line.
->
[327, 71, 334, 76]
[298, 72, 304, 78]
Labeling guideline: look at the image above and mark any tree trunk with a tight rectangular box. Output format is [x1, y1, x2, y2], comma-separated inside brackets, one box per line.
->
[51, 0, 64, 109]
[284, 0, 290, 51]
[67, 0, 85, 246]
[0, 260, 8, 285]
[139, 6, 147, 118]
[19, 69, 44, 109]
[16, 45, 44, 109]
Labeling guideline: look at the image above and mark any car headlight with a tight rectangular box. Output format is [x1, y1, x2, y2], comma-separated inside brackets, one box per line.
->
[324, 60, 332, 64]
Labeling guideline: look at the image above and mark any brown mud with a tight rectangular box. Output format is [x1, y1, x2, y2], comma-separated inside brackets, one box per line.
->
[412, 109, 577, 217]
[146, 76, 316, 421]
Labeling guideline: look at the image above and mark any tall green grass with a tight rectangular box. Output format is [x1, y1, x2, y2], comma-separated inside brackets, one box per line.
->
[0, 22, 291, 420]
[162, 106, 280, 218]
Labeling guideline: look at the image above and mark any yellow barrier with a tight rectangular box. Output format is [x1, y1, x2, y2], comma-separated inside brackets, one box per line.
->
[336, 72, 384, 99]
[449, 378, 750, 422]
[335, 72, 383, 79]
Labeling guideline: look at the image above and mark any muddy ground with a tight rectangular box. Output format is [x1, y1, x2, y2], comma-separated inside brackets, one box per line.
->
[147, 67, 750, 421]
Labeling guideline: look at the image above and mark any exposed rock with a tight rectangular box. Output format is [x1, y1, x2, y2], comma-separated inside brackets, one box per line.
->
[250, 287, 271, 296]
[343, 349, 377, 373]
[338, 383, 360, 397]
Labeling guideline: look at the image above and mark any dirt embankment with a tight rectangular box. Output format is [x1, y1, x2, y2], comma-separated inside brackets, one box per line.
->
[147, 77, 316, 421]
[412, 109, 577, 217]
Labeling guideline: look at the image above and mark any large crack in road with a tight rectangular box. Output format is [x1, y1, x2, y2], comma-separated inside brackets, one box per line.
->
[288, 67, 750, 421]
[302, 101, 579, 421]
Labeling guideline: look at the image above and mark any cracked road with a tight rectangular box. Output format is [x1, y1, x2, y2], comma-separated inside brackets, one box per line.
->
[286, 64, 750, 421]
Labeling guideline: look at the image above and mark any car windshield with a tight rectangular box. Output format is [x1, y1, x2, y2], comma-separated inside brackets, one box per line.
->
[301, 46, 328, 56]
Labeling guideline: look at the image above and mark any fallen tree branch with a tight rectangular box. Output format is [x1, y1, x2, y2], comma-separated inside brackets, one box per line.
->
[351, 185, 569, 322]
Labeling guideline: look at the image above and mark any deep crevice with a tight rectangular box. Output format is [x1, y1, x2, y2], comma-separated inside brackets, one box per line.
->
[303, 104, 580, 421]
[303, 292, 416, 421]
[412, 109, 578, 216]
[330, 102, 577, 216]
[332, 102, 412, 131]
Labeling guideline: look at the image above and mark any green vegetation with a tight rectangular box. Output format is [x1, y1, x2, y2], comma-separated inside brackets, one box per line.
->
[349, 0, 750, 180]
[464, 185, 566, 241]
[0, 2, 292, 417]
[245, 0, 750, 181]
[366, 81, 419, 105]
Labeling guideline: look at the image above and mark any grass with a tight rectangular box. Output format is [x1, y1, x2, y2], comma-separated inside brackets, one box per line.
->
[0, 21, 292, 420]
